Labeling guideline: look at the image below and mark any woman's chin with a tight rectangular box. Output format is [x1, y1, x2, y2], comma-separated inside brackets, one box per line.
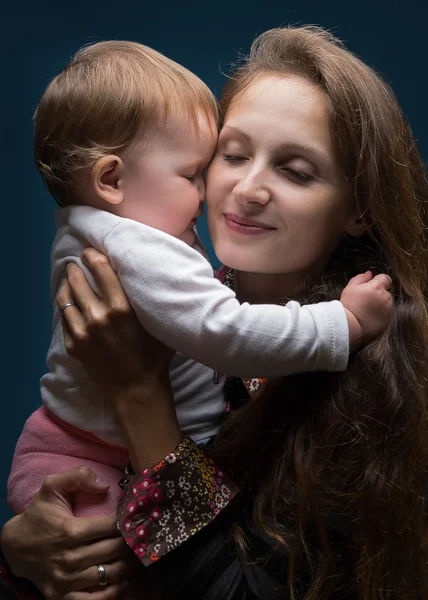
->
[214, 245, 272, 273]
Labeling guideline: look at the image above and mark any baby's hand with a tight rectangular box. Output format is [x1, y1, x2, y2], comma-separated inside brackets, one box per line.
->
[340, 271, 393, 353]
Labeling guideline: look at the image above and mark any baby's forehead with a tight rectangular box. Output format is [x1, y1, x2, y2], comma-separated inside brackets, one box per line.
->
[164, 107, 218, 136]
[153, 110, 218, 151]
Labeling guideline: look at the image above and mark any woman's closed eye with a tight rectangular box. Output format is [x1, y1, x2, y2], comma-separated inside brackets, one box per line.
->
[221, 153, 315, 185]
[281, 167, 315, 184]
[222, 154, 249, 163]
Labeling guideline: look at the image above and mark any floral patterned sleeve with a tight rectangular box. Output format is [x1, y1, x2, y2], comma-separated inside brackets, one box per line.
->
[117, 436, 239, 566]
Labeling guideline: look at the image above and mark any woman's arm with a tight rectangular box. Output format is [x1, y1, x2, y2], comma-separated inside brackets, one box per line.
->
[59, 248, 292, 599]
[59, 253, 181, 470]
[0, 253, 175, 599]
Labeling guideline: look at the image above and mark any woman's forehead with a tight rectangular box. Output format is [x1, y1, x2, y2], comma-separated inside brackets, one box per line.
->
[227, 73, 327, 117]
[222, 74, 335, 156]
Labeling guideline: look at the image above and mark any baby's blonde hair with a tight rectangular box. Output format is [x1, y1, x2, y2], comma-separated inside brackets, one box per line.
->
[34, 40, 219, 205]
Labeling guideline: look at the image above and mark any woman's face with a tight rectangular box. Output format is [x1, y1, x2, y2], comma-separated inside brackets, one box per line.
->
[206, 73, 360, 275]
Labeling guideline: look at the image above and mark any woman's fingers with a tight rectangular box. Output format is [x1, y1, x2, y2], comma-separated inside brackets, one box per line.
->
[58, 279, 90, 338]
[81, 248, 131, 312]
[64, 262, 104, 321]
[38, 466, 111, 508]
[58, 281, 91, 359]
[64, 581, 129, 600]
[62, 317, 78, 357]
[58, 280, 86, 326]
[67, 558, 131, 593]
[62, 535, 130, 573]
[64, 513, 120, 546]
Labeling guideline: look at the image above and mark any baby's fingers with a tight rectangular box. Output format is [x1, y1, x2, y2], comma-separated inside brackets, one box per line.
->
[370, 274, 393, 290]
[347, 271, 373, 286]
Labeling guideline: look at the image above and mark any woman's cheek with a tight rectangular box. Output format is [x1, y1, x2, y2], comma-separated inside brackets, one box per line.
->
[205, 163, 219, 198]
[206, 160, 231, 199]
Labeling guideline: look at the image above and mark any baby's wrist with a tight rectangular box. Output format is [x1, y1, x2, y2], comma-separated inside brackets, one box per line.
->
[344, 306, 363, 353]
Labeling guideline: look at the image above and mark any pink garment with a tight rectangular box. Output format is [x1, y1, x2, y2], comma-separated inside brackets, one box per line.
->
[8, 406, 129, 517]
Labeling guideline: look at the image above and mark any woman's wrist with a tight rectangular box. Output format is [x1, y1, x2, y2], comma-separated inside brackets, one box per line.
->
[111, 375, 181, 471]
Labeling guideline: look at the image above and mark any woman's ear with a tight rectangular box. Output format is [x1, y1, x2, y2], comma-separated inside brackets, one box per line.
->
[345, 210, 368, 237]
[91, 155, 124, 205]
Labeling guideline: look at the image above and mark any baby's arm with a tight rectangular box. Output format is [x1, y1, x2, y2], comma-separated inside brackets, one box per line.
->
[101, 221, 346, 376]
[75, 210, 391, 377]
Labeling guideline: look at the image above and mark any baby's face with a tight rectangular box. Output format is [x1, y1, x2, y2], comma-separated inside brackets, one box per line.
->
[119, 110, 217, 245]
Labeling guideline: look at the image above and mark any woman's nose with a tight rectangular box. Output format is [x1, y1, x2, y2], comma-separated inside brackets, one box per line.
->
[233, 173, 270, 206]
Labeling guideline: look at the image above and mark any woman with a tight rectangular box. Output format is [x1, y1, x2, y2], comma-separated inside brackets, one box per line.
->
[2, 25, 428, 599]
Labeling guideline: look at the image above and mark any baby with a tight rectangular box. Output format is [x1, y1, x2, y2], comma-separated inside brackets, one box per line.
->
[8, 41, 391, 517]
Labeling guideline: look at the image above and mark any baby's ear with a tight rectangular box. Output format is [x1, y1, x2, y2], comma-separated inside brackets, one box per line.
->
[91, 155, 124, 205]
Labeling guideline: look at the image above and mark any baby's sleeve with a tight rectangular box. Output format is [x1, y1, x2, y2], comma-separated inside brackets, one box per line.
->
[102, 219, 349, 377]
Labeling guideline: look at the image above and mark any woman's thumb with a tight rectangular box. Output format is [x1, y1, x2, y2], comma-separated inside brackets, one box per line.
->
[40, 467, 110, 501]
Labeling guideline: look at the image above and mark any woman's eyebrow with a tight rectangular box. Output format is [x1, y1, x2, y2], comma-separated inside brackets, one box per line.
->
[219, 125, 252, 143]
[274, 142, 334, 168]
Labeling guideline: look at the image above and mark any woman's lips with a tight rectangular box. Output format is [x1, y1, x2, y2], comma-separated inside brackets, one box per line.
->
[224, 213, 276, 235]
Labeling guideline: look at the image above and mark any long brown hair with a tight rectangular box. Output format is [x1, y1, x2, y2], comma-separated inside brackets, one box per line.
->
[215, 26, 428, 599]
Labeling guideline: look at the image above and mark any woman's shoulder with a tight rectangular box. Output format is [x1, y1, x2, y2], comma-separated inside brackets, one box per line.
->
[157, 496, 290, 599]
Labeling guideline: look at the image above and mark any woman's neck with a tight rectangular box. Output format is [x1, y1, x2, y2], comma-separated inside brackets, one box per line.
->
[234, 270, 306, 304]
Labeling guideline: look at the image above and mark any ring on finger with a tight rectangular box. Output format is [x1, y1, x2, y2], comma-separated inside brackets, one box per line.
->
[59, 301, 77, 314]
[97, 564, 108, 587]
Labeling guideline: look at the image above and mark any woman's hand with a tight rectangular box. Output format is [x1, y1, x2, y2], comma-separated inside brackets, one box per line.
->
[58, 248, 182, 470]
[58, 248, 173, 393]
[1, 468, 131, 599]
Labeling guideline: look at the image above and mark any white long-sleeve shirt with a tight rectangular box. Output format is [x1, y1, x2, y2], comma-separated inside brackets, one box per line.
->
[40, 206, 349, 447]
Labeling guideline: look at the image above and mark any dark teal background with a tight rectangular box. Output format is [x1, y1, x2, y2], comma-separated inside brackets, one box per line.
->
[2, 0, 427, 524]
